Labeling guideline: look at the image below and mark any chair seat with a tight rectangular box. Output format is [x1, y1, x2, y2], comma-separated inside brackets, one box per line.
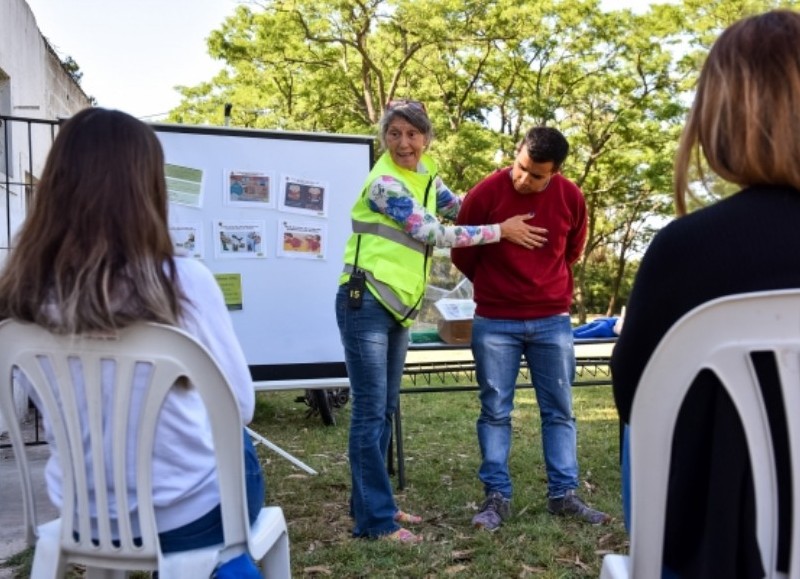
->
[31, 507, 290, 578]
[160, 506, 290, 578]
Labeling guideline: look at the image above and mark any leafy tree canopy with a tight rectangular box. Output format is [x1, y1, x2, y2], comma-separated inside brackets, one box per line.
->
[168, 0, 798, 316]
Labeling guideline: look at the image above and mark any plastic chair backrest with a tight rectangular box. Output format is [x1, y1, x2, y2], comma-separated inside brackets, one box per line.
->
[627, 289, 800, 578]
[0, 319, 250, 571]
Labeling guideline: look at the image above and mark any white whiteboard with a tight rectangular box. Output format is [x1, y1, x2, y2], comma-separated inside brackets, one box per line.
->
[153, 123, 373, 382]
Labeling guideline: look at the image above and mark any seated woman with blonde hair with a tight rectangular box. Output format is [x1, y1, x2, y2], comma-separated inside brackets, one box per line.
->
[612, 10, 800, 578]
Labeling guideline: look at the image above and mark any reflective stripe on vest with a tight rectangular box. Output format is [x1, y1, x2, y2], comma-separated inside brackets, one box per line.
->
[351, 219, 427, 254]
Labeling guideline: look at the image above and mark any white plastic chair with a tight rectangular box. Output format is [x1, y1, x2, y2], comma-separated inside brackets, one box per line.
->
[601, 289, 800, 579]
[0, 320, 290, 578]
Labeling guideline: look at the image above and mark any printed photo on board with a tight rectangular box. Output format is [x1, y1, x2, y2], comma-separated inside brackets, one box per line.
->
[169, 223, 204, 259]
[213, 220, 267, 259]
[277, 220, 327, 260]
[279, 174, 328, 217]
[165, 163, 204, 208]
[224, 170, 275, 208]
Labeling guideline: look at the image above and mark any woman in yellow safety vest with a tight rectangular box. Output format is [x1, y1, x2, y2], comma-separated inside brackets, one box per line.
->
[336, 99, 546, 543]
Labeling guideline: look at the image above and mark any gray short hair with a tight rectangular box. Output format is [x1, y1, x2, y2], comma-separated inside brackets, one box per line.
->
[378, 101, 433, 149]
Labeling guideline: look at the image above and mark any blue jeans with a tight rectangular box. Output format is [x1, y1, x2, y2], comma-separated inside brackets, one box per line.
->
[472, 314, 578, 499]
[622, 424, 631, 533]
[335, 285, 407, 538]
[158, 430, 266, 553]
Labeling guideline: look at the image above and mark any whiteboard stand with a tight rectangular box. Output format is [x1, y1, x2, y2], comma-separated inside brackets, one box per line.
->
[249, 377, 351, 475]
[246, 426, 318, 475]
[153, 124, 369, 476]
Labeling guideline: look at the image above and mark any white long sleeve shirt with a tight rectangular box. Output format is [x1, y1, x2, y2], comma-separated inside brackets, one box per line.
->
[28, 257, 254, 534]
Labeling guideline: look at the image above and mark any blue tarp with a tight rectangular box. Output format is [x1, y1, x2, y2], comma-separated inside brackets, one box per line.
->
[572, 317, 619, 339]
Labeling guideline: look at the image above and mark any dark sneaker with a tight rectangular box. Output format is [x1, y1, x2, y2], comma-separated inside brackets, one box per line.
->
[472, 491, 511, 531]
[547, 489, 610, 525]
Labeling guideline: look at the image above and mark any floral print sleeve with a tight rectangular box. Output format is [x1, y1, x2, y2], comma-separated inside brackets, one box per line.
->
[366, 175, 501, 248]
[434, 176, 461, 222]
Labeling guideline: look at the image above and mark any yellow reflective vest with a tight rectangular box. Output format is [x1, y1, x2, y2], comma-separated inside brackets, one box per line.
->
[341, 152, 438, 326]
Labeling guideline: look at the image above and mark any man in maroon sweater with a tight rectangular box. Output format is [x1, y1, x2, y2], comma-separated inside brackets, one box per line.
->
[452, 126, 609, 531]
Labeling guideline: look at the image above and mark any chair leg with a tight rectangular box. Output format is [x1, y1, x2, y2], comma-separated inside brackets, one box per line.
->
[30, 536, 67, 579]
[599, 554, 631, 579]
[30, 553, 66, 579]
[261, 531, 291, 579]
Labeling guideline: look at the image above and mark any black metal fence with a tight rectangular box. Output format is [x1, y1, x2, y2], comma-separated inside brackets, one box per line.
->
[0, 114, 59, 253]
[0, 114, 58, 446]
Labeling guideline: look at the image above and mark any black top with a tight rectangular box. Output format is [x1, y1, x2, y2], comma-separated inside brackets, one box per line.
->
[611, 185, 800, 578]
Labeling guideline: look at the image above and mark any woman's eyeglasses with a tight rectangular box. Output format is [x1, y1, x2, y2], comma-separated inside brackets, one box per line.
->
[385, 99, 427, 113]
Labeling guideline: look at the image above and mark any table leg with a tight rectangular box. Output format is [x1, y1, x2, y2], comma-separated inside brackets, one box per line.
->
[387, 430, 395, 475]
[394, 405, 405, 490]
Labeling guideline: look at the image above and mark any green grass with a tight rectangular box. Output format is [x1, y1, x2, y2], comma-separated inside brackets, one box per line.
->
[0, 547, 34, 578]
[256, 381, 628, 577]
[2, 378, 628, 578]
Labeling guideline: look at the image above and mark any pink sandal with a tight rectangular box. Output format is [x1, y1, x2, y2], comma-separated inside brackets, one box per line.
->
[394, 510, 423, 525]
[382, 528, 423, 544]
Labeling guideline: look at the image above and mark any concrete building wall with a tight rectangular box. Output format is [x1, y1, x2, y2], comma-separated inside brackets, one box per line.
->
[0, 0, 91, 120]
[0, 1, 94, 436]
[0, 0, 92, 258]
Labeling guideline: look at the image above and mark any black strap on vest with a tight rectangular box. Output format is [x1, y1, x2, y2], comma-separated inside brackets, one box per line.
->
[398, 175, 435, 324]
[353, 234, 362, 271]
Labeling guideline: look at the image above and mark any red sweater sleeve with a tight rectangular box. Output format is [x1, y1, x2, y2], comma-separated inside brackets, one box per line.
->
[566, 190, 588, 265]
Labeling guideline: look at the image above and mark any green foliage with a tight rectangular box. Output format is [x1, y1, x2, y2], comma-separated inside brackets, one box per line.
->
[581, 251, 639, 315]
[167, 0, 798, 317]
[1, 546, 90, 578]
[61, 56, 82, 84]
[0, 546, 33, 578]
[57, 55, 97, 105]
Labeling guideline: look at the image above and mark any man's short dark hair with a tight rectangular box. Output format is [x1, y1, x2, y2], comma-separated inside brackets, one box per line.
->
[523, 126, 569, 169]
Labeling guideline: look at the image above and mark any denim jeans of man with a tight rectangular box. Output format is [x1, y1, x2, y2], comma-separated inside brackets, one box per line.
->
[336, 285, 408, 537]
[472, 314, 578, 499]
